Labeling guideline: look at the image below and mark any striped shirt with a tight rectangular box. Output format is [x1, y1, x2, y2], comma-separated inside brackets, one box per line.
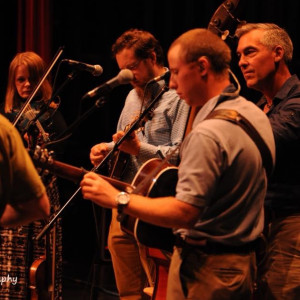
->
[108, 82, 190, 183]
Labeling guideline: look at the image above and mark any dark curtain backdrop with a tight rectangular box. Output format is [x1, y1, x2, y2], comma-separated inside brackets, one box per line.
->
[2, 0, 300, 149]
[17, 0, 53, 64]
[1, 0, 300, 268]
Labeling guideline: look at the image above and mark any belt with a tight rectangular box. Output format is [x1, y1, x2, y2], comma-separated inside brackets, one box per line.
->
[175, 236, 257, 254]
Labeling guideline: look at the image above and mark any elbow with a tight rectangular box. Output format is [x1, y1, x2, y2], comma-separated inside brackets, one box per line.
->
[176, 203, 201, 228]
[181, 216, 198, 229]
[174, 210, 199, 228]
[0, 193, 51, 227]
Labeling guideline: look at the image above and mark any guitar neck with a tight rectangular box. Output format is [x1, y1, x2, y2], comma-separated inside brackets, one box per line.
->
[33, 155, 134, 193]
[40, 159, 86, 183]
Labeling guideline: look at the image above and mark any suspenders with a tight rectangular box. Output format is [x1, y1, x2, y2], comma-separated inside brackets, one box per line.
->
[205, 109, 274, 177]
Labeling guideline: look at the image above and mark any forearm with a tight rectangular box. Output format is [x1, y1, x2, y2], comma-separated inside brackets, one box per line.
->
[81, 172, 201, 228]
[0, 193, 50, 227]
[124, 194, 199, 228]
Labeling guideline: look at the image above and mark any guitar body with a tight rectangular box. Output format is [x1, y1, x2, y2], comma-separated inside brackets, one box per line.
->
[31, 150, 176, 298]
[147, 248, 171, 300]
[120, 158, 177, 252]
[108, 150, 129, 180]
[123, 158, 177, 300]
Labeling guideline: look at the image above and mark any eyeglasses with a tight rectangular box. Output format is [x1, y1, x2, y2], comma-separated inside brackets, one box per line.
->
[125, 59, 142, 71]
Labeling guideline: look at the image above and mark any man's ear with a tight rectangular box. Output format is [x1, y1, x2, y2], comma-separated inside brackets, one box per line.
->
[197, 56, 208, 74]
[149, 51, 157, 64]
[274, 45, 284, 63]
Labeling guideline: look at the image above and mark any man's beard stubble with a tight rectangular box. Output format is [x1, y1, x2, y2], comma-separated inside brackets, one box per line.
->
[135, 85, 145, 99]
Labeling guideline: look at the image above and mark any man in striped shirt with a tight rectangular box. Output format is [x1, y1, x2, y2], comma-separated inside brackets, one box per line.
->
[89, 29, 189, 300]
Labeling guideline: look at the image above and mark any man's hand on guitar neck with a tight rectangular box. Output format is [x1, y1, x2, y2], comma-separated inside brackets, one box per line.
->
[90, 143, 109, 166]
[113, 130, 141, 156]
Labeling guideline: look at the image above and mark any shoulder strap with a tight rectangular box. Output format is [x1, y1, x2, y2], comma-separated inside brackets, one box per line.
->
[205, 109, 273, 178]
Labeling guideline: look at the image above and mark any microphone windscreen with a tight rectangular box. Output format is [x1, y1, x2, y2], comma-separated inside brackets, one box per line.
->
[118, 69, 134, 84]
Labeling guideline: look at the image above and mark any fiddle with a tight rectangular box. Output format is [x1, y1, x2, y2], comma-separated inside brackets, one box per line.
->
[15, 49, 64, 300]
[12, 99, 60, 151]
[29, 255, 48, 300]
[29, 221, 56, 300]
[11, 47, 63, 151]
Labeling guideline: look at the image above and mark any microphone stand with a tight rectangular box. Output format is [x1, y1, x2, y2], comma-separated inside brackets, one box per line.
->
[27, 71, 79, 133]
[24, 70, 80, 156]
[95, 84, 170, 170]
[35, 84, 169, 241]
[54, 96, 108, 141]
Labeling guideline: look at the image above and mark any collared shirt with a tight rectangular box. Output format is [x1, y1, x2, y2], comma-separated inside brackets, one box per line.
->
[107, 81, 190, 183]
[175, 89, 275, 245]
[257, 74, 300, 210]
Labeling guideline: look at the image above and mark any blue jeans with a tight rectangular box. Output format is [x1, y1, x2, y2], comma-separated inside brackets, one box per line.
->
[259, 214, 300, 300]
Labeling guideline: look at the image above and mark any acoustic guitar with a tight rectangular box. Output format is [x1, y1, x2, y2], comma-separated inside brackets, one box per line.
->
[31, 146, 134, 193]
[31, 148, 176, 252]
[31, 148, 176, 300]
[120, 158, 177, 253]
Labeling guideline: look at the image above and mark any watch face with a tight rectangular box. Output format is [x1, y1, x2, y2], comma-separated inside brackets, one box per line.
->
[117, 192, 130, 205]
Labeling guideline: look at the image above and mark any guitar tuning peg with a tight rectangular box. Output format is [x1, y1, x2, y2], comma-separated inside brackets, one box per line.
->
[43, 169, 50, 176]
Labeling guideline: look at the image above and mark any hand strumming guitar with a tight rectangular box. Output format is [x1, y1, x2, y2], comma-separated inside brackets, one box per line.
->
[81, 172, 120, 209]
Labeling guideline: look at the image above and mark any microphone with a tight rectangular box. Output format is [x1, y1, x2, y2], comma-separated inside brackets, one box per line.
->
[62, 59, 103, 76]
[147, 70, 170, 85]
[82, 69, 134, 100]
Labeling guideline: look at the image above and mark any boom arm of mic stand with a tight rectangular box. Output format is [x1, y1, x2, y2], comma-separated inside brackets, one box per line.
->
[26, 71, 79, 132]
[35, 85, 169, 240]
[91, 84, 170, 173]
[35, 97, 109, 240]
[82, 84, 170, 174]
[55, 96, 108, 141]
[102, 84, 170, 164]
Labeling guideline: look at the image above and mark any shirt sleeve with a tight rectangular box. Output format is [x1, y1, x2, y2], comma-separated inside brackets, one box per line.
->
[137, 91, 190, 166]
[269, 99, 300, 150]
[176, 127, 224, 208]
[0, 119, 46, 206]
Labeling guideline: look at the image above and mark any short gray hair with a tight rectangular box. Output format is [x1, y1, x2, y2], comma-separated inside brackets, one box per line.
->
[235, 23, 293, 63]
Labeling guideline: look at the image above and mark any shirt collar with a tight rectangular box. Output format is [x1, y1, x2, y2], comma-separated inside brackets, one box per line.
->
[258, 74, 300, 107]
[193, 84, 238, 126]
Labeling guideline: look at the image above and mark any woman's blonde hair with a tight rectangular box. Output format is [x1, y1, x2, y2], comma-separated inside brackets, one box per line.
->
[4, 51, 52, 113]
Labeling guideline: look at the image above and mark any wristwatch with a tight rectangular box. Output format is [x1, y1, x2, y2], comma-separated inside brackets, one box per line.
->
[116, 191, 130, 221]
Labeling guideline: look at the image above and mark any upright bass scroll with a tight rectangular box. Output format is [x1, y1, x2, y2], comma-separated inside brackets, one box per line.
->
[208, 0, 246, 41]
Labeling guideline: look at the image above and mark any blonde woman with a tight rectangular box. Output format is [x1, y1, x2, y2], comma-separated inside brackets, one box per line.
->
[0, 51, 64, 300]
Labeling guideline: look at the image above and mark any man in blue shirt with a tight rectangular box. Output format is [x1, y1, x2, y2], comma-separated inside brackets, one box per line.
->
[82, 28, 275, 300]
[236, 23, 300, 299]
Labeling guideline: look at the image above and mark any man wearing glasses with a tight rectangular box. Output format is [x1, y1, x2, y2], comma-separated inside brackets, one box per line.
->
[89, 29, 189, 299]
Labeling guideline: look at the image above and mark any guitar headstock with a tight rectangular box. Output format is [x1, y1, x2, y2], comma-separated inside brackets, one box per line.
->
[30, 145, 55, 177]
